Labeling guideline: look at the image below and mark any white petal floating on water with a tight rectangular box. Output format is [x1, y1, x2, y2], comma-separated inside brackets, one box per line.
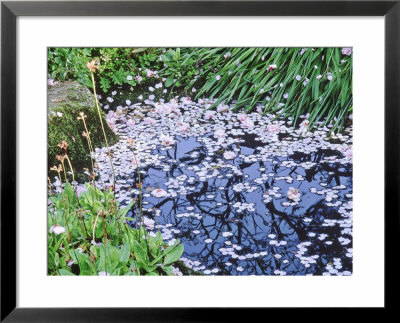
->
[72, 91, 353, 277]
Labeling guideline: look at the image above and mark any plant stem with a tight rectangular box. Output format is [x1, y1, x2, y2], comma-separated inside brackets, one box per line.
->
[65, 155, 75, 183]
[90, 72, 116, 191]
[92, 212, 100, 242]
[102, 217, 108, 273]
[61, 160, 67, 182]
[62, 194, 81, 270]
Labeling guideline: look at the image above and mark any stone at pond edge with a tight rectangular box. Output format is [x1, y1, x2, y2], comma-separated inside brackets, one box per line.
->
[48, 81, 119, 177]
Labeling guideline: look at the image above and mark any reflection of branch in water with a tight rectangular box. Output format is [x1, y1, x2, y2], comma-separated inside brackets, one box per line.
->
[126, 130, 353, 275]
[186, 181, 209, 203]
[288, 149, 352, 184]
[289, 166, 298, 176]
[266, 201, 307, 241]
[305, 199, 344, 224]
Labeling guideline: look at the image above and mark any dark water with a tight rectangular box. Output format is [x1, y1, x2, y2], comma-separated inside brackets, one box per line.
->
[131, 136, 351, 275]
[89, 97, 353, 276]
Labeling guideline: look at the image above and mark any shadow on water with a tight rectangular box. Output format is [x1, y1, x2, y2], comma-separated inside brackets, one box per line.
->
[94, 97, 354, 275]
[120, 128, 352, 275]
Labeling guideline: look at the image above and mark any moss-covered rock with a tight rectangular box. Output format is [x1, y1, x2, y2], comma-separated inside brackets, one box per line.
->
[48, 81, 118, 176]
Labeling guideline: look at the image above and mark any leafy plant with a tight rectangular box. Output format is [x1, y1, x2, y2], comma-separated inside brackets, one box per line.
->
[159, 48, 197, 96]
[48, 48, 164, 93]
[48, 182, 185, 276]
[182, 47, 352, 133]
[48, 48, 94, 88]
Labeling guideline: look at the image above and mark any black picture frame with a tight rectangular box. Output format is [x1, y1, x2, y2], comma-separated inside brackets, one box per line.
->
[1, 0, 398, 321]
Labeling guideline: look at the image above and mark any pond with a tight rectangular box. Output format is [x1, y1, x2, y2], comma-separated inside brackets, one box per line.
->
[80, 95, 353, 276]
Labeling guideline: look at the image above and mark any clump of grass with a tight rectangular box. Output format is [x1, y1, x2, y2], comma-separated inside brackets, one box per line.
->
[184, 47, 352, 133]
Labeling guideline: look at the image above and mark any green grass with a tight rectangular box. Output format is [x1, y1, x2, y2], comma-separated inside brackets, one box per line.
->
[182, 47, 352, 133]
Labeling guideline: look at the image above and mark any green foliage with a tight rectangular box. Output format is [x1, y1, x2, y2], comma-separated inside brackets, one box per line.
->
[48, 182, 185, 276]
[48, 47, 352, 133]
[182, 47, 352, 133]
[159, 48, 198, 96]
[48, 48, 164, 93]
[48, 48, 93, 88]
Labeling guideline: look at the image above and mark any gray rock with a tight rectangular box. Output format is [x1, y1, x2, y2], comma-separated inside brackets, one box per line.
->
[48, 81, 94, 115]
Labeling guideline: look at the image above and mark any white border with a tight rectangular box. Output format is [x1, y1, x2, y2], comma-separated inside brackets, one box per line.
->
[17, 17, 384, 307]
